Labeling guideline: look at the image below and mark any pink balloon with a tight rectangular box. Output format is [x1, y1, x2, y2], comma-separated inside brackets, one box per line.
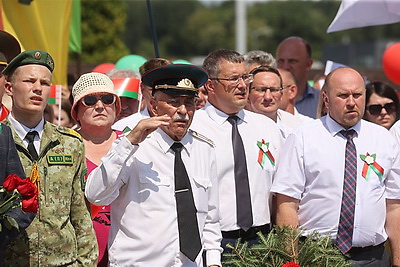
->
[382, 43, 400, 85]
[92, 63, 115, 74]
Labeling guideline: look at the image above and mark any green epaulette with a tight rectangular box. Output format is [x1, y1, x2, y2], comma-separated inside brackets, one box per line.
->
[189, 129, 215, 147]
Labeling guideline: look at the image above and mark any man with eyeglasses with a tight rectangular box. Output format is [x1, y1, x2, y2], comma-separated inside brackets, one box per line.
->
[86, 64, 222, 266]
[247, 65, 302, 139]
[272, 67, 400, 266]
[1, 50, 98, 266]
[190, 49, 281, 253]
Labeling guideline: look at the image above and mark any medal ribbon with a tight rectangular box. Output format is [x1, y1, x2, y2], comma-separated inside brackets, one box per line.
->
[360, 153, 384, 180]
[257, 139, 275, 168]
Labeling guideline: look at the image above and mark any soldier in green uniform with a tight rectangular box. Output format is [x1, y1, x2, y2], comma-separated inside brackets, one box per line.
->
[2, 50, 98, 266]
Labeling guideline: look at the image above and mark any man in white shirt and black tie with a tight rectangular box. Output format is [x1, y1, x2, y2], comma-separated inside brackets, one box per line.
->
[190, 49, 281, 254]
[86, 64, 222, 267]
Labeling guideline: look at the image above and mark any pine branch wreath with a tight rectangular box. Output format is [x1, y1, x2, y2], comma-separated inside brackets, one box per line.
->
[223, 226, 351, 267]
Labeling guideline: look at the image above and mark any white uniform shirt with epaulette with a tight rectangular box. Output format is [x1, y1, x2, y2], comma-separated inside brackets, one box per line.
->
[85, 127, 222, 267]
[190, 101, 281, 232]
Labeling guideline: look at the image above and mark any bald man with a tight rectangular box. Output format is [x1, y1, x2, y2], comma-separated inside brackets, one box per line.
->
[272, 67, 400, 266]
[276, 36, 319, 119]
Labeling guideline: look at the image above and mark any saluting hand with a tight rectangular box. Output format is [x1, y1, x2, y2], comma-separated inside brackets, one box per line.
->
[126, 115, 170, 145]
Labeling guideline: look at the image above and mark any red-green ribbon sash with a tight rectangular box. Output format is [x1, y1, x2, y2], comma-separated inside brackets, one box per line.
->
[360, 153, 384, 180]
[257, 139, 275, 168]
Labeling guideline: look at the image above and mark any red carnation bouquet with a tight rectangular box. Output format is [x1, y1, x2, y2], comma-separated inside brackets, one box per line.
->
[0, 174, 38, 231]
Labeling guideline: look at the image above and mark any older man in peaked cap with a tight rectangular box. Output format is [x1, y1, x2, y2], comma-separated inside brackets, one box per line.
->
[2, 50, 98, 266]
[86, 64, 222, 267]
[0, 30, 21, 121]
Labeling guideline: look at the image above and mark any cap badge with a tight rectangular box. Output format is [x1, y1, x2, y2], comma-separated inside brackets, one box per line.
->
[34, 52, 41, 60]
[177, 78, 194, 89]
[47, 58, 54, 69]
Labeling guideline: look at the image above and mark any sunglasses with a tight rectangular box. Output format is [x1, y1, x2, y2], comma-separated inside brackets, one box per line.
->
[367, 102, 396, 116]
[82, 94, 116, 107]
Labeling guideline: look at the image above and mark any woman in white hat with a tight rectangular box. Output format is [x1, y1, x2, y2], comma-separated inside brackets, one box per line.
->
[71, 72, 122, 266]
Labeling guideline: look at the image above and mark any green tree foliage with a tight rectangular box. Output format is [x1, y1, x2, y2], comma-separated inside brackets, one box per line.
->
[81, 0, 130, 63]
[78, 0, 400, 64]
[123, 0, 345, 60]
[247, 1, 341, 60]
[184, 1, 236, 55]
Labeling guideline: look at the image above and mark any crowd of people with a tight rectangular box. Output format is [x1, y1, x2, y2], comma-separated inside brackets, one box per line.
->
[1, 29, 400, 267]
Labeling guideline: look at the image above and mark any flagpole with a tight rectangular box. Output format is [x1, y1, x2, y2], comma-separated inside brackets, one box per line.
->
[146, 0, 160, 58]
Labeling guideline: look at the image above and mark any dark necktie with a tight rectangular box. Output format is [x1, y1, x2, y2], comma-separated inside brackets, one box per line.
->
[336, 129, 357, 254]
[25, 131, 39, 161]
[227, 115, 253, 231]
[171, 142, 201, 262]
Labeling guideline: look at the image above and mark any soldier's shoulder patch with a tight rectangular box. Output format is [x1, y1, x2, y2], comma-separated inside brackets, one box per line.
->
[189, 129, 215, 147]
[56, 127, 83, 141]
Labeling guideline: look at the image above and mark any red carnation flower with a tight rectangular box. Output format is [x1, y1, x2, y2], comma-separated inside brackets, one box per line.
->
[3, 174, 22, 191]
[17, 178, 37, 198]
[22, 196, 39, 213]
[282, 262, 300, 267]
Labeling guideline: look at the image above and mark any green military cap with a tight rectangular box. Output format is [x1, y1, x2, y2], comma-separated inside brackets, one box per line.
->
[2, 49, 54, 75]
[142, 64, 208, 97]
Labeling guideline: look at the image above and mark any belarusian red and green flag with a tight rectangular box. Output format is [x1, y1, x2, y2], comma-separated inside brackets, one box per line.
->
[48, 85, 62, 105]
[112, 78, 140, 99]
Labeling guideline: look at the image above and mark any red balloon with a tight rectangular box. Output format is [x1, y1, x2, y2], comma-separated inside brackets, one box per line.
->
[92, 63, 115, 74]
[382, 43, 400, 85]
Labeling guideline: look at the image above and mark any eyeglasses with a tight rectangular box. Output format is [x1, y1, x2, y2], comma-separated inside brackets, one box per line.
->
[282, 85, 292, 90]
[367, 102, 396, 116]
[209, 74, 254, 86]
[250, 86, 282, 95]
[82, 94, 116, 107]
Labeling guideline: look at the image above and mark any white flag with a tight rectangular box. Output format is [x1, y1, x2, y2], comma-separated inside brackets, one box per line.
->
[327, 0, 400, 33]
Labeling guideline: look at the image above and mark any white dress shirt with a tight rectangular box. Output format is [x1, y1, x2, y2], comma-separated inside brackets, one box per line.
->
[85, 128, 222, 267]
[190, 102, 281, 232]
[271, 115, 400, 247]
[390, 119, 400, 145]
[112, 108, 150, 132]
[8, 113, 44, 153]
[277, 109, 303, 139]
[293, 107, 314, 124]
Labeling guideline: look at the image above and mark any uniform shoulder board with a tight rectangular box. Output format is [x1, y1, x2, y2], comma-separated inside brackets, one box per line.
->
[57, 127, 83, 141]
[189, 129, 215, 147]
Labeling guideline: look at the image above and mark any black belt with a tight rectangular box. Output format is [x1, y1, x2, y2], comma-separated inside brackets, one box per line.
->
[222, 224, 271, 240]
[299, 236, 385, 256]
[347, 242, 385, 255]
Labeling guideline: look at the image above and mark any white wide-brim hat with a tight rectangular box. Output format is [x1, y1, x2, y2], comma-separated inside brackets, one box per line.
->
[71, 72, 121, 121]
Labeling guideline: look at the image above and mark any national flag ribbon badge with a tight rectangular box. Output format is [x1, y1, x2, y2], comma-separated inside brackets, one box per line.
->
[257, 139, 275, 168]
[359, 153, 384, 180]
